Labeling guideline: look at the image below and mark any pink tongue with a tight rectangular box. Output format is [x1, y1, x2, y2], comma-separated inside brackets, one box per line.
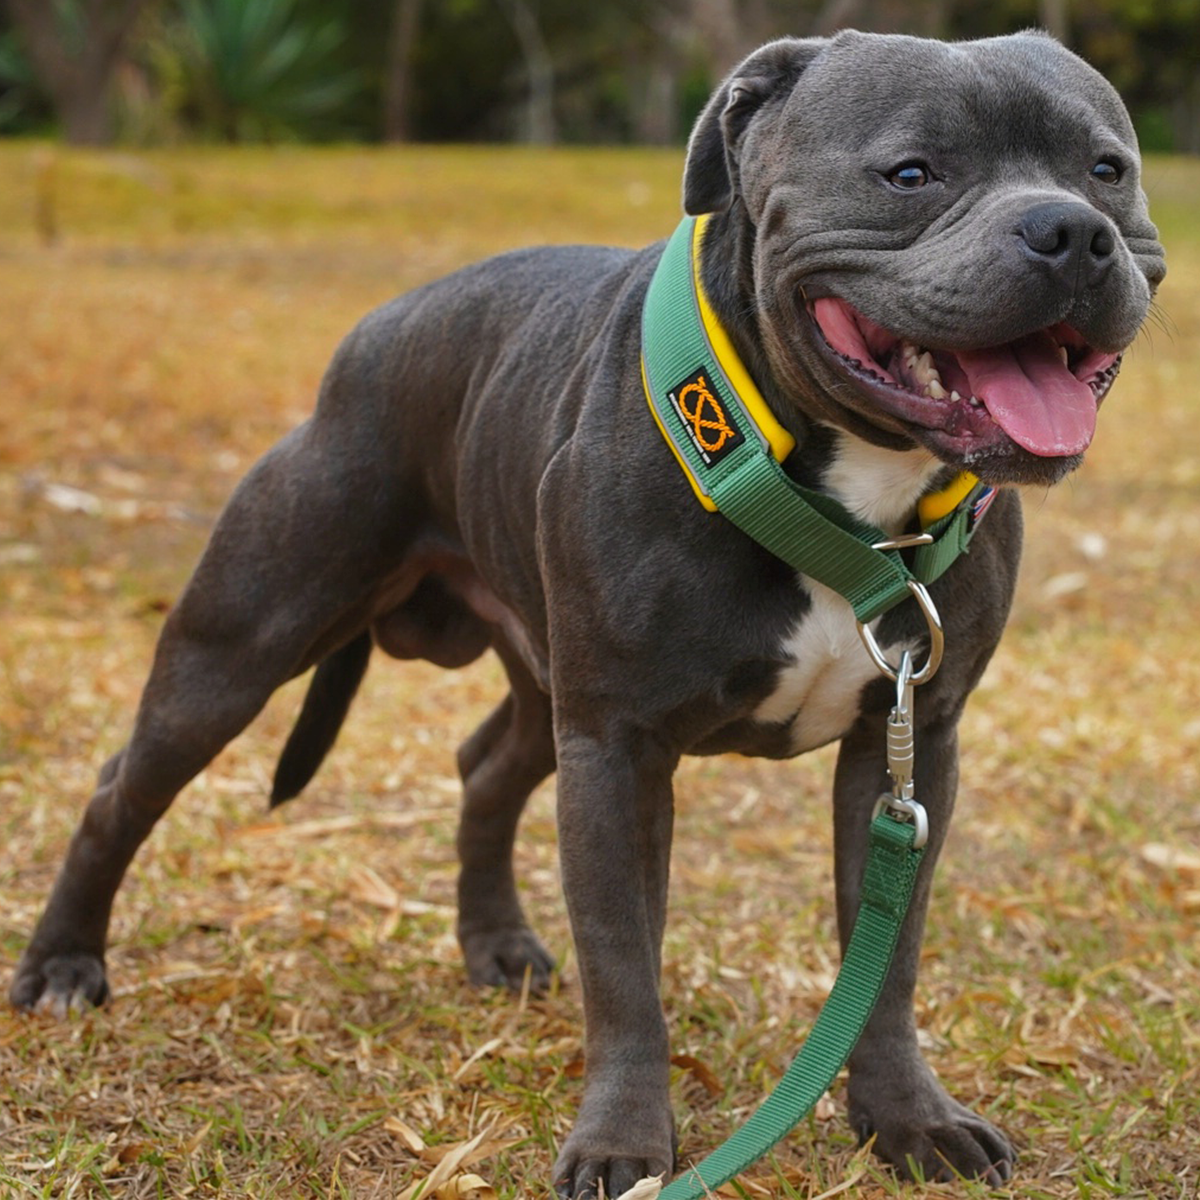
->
[957, 332, 1096, 457]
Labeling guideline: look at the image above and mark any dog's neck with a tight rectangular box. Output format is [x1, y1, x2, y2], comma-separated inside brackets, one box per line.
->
[695, 204, 949, 533]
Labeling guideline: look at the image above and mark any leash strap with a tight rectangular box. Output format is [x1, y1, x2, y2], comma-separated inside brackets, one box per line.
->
[641, 216, 993, 623]
[659, 812, 923, 1200]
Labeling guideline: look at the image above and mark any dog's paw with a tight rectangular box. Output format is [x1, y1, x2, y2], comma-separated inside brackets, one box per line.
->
[552, 1076, 675, 1198]
[9, 950, 110, 1017]
[849, 1071, 1014, 1186]
[553, 1152, 670, 1199]
[459, 925, 555, 992]
[552, 1131, 674, 1199]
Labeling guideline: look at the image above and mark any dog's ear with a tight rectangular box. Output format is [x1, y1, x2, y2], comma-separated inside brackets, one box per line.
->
[683, 37, 827, 216]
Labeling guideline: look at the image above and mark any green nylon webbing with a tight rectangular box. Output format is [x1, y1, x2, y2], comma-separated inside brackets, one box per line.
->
[914, 504, 976, 584]
[658, 814, 923, 1200]
[641, 216, 984, 622]
[714, 452, 912, 625]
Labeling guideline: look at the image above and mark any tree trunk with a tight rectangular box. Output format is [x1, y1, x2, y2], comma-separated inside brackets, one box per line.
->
[60, 85, 118, 145]
[3, 0, 147, 146]
[1039, 0, 1070, 43]
[496, 0, 555, 144]
[824, 0, 947, 36]
[1172, 77, 1200, 154]
[810, 0, 864, 37]
[383, 0, 423, 142]
[638, 61, 678, 146]
[635, 5, 686, 146]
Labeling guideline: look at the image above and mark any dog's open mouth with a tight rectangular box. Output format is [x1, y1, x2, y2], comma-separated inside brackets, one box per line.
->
[810, 298, 1122, 459]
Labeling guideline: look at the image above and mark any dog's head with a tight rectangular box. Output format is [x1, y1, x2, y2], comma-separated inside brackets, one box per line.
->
[684, 31, 1166, 486]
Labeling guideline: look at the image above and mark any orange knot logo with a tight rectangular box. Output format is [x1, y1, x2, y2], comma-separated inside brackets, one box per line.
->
[677, 374, 737, 454]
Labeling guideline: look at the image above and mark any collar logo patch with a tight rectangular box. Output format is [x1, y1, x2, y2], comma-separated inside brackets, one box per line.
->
[668, 368, 744, 467]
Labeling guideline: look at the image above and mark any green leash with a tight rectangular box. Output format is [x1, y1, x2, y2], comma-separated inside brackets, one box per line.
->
[637, 217, 994, 1198]
[660, 813, 922, 1200]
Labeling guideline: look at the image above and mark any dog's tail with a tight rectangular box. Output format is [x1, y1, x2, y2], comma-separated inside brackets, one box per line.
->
[270, 631, 373, 807]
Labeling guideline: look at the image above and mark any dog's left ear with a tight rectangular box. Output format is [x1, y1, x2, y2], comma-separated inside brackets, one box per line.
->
[683, 37, 828, 216]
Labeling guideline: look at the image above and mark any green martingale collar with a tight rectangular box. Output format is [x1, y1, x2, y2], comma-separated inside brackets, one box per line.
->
[641, 214, 996, 624]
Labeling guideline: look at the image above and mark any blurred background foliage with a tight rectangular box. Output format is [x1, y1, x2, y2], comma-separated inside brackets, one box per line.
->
[0, 0, 1196, 151]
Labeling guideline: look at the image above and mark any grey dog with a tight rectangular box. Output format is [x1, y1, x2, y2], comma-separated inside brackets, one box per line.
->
[11, 29, 1164, 1197]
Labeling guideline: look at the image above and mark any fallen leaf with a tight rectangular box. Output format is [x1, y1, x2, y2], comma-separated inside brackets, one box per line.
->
[117, 1141, 155, 1164]
[238, 812, 446, 840]
[182, 1121, 213, 1157]
[613, 1177, 664, 1200]
[670, 1054, 723, 1097]
[452, 1036, 506, 1081]
[346, 864, 401, 909]
[1042, 571, 1089, 600]
[1141, 843, 1200, 876]
[808, 1165, 870, 1200]
[37, 480, 104, 515]
[385, 1116, 427, 1154]
[420, 1132, 516, 1166]
[435, 1173, 497, 1199]
[397, 1126, 500, 1200]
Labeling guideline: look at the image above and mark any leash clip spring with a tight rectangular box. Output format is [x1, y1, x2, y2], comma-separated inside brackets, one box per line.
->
[873, 650, 929, 848]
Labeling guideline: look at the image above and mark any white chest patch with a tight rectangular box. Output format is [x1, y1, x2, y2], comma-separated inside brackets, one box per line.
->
[754, 433, 941, 753]
[821, 434, 944, 535]
[755, 579, 892, 752]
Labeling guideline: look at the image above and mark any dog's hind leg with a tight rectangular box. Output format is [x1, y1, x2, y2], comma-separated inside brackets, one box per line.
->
[455, 635, 557, 991]
[9, 423, 406, 1016]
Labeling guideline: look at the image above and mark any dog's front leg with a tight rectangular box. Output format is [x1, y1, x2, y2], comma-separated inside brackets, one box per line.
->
[551, 725, 678, 1199]
[833, 716, 1015, 1185]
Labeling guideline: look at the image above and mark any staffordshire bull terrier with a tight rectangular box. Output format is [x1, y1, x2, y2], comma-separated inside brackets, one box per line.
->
[11, 29, 1165, 1197]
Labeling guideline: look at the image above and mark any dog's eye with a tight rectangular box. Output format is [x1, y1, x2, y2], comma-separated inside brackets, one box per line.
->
[887, 162, 930, 190]
[1091, 159, 1122, 185]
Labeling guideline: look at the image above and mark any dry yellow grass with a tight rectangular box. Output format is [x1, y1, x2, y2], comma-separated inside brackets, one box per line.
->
[1, 144, 1197, 1199]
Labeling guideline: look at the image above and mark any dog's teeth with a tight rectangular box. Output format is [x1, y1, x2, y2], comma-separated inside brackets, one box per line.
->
[950, 390, 962, 403]
[909, 351, 944, 394]
[1057, 345, 1069, 366]
[894, 340, 948, 398]
[969, 395, 984, 408]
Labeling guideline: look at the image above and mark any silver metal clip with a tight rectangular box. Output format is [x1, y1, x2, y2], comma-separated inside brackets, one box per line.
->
[871, 649, 930, 848]
[856, 579, 942, 852]
[885, 651, 916, 801]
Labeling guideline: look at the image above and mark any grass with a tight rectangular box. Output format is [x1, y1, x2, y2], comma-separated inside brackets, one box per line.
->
[1, 142, 1198, 1199]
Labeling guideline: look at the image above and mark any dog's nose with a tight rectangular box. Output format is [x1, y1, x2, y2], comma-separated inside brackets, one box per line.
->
[1017, 201, 1115, 292]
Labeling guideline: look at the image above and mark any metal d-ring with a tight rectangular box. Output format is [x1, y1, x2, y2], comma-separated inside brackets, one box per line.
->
[857, 580, 944, 685]
[873, 792, 930, 848]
